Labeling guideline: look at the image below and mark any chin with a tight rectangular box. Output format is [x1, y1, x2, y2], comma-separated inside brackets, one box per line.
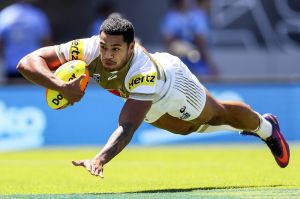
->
[103, 67, 113, 72]
[104, 65, 121, 72]
[102, 64, 112, 70]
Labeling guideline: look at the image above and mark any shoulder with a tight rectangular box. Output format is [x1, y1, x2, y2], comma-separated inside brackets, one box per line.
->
[124, 45, 158, 94]
[56, 35, 100, 64]
[128, 45, 157, 75]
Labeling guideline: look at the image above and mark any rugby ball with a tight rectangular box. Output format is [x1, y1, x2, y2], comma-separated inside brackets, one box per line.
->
[46, 60, 89, 110]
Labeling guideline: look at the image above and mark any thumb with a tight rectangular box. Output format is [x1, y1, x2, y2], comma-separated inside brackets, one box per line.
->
[70, 74, 86, 84]
[72, 160, 85, 167]
[77, 74, 87, 81]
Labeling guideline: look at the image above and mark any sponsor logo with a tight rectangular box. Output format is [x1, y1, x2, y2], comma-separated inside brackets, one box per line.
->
[69, 40, 83, 60]
[0, 101, 46, 151]
[179, 106, 191, 120]
[108, 71, 118, 81]
[51, 93, 64, 106]
[51, 73, 77, 106]
[180, 112, 191, 120]
[107, 74, 118, 81]
[180, 106, 186, 113]
[68, 73, 76, 81]
[128, 72, 156, 90]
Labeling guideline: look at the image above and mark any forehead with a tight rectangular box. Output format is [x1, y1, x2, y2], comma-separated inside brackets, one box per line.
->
[100, 32, 126, 45]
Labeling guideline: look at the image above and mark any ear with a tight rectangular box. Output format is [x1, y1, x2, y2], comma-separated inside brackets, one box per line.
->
[129, 41, 135, 51]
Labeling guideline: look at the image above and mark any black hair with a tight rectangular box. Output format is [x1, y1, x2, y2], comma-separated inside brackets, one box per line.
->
[100, 17, 135, 45]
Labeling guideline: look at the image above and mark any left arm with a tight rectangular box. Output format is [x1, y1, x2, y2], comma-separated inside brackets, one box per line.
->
[72, 98, 152, 177]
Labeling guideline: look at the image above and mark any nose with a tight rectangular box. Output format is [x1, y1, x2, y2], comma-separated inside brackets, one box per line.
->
[104, 49, 113, 59]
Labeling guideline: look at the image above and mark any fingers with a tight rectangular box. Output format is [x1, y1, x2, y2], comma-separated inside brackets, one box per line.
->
[70, 74, 86, 85]
[73, 159, 104, 178]
[78, 74, 87, 80]
[72, 160, 85, 167]
[66, 74, 86, 103]
[91, 165, 104, 178]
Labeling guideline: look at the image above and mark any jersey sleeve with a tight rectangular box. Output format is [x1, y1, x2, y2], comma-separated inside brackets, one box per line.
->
[55, 35, 99, 65]
[125, 56, 158, 101]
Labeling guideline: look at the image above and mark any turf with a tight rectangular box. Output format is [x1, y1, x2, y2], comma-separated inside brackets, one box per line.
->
[0, 144, 299, 198]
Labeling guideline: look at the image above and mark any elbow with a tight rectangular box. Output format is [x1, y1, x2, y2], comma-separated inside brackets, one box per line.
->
[121, 123, 136, 141]
[16, 56, 30, 74]
[16, 57, 25, 72]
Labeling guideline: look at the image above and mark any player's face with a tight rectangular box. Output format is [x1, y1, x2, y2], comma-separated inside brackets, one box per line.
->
[99, 32, 134, 72]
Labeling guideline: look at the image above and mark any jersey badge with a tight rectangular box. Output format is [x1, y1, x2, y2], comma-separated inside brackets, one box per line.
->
[93, 73, 101, 83]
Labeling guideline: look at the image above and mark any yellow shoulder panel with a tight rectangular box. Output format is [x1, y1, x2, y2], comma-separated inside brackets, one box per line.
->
[128, 71, 157, 91]
[69, 39, 84, 60]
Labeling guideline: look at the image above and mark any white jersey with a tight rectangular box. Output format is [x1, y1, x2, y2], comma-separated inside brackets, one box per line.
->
[55, 35, 206, 123]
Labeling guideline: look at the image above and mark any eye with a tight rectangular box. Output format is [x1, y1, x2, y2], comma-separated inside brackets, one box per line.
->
[112, 48, 120, 52]
[100, 45, 107, 50]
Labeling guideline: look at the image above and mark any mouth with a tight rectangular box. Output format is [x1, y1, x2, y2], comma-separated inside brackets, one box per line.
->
[103, 60, 116, 67]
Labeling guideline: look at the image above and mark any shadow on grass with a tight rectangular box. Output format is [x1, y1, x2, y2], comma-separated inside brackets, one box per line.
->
[2, 185, 297, 199]
[87, 184, 292, 195]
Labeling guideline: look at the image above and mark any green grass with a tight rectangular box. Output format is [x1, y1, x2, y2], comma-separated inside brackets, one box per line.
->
[0, 144, 299, 198]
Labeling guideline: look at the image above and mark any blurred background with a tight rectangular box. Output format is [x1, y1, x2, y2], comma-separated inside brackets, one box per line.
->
[0, 0, 300, 151]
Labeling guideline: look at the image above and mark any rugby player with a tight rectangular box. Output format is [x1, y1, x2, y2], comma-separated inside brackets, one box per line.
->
[17, 17, 290, 178]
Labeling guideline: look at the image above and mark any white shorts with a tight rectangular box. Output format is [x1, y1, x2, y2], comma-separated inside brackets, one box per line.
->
[144, 56, 206, 123]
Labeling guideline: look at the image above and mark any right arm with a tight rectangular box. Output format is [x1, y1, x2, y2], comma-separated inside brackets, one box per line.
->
[17, 46, 85, 103]
[17, 46, 64, 90]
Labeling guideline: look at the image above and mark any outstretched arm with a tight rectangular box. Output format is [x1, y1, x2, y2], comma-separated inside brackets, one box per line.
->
[72, 98, 152, 177]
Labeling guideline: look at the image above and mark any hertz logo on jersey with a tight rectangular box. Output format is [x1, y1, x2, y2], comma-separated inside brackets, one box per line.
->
[128, 71, 157, 91]
[69, 39, 83, 60]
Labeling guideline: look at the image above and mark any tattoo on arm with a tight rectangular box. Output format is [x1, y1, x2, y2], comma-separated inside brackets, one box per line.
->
[96, 122, 135, 164]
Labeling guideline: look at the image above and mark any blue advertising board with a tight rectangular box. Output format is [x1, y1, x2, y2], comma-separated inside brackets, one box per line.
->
[0, 82, 299, 151]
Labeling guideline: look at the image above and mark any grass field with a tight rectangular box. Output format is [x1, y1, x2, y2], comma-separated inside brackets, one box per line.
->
[0, 144, 299, 198]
